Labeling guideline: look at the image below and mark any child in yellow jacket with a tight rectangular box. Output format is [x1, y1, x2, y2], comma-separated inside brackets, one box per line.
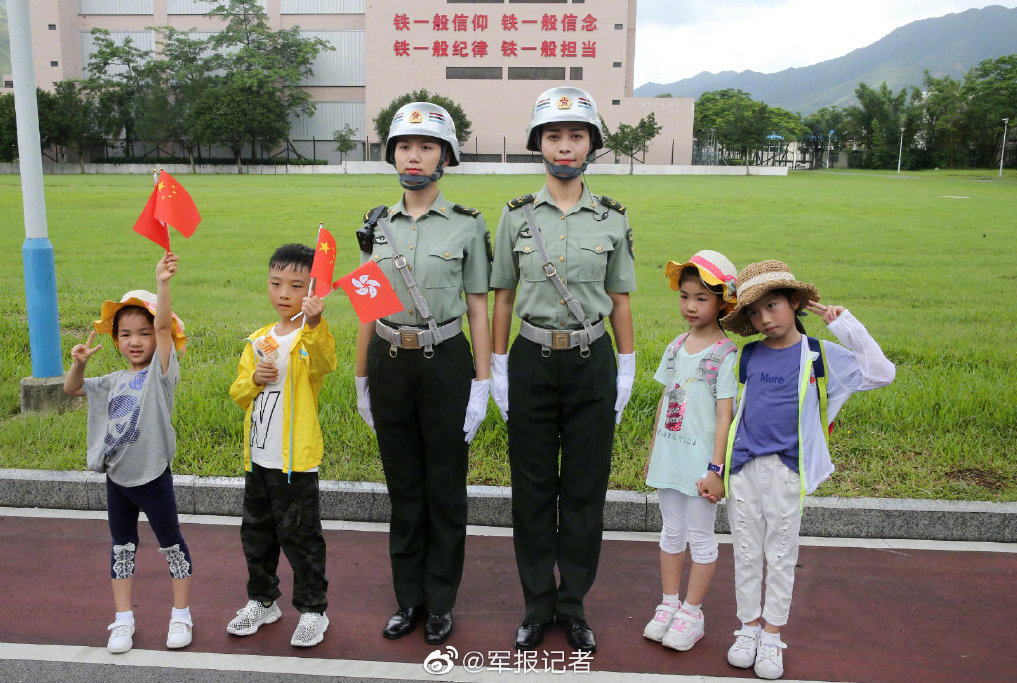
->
[226, 244, 337, 648]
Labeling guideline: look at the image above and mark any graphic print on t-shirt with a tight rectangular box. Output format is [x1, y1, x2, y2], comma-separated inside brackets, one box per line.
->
[664, 383, 687, 432]
[249, 390, 281, 450]
[103, 370, 148, 457]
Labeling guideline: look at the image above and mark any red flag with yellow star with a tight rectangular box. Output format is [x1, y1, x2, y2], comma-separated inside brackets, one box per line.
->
[310, 227, 338, 298]
[133, 171, 200, 249]
[153, 171, 201, 237]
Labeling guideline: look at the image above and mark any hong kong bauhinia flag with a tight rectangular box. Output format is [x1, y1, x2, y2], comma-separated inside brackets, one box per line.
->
[133, 171, 201, 249]
[337, 260, 404, 323]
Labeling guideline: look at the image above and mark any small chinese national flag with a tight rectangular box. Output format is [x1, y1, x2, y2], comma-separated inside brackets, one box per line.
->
[133, 171, 201, 249]
[310, 228, 338, 298]
[337, 260, 404, 324]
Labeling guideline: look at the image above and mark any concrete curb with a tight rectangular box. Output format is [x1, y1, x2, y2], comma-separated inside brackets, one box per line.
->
[2, 469, 1014, 542]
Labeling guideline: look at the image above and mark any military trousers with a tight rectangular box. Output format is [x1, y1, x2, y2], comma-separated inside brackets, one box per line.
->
[507, 332, 617, 624]
[367, 331, 473, 614]
[241, 463, 328, 613]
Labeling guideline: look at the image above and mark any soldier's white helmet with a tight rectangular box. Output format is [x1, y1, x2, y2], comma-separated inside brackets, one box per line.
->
[385, 101, 461, 167]
[525, 86, 604, 152]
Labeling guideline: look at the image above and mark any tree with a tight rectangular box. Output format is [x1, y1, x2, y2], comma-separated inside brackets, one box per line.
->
[332, 123, 358, 164]
[600, 112, 663, 174]
[842, 82, 921, 169]
[910, 72, 967, 168]
[205, 0, 331, 164]
[46, 81, 104, 172]
[960, 54, 1017, 167]
[373, 89, 472, 147]
[190, 81, 289, 172]
[695, 89, 771, 163]
[0, 93, 15, 162]
[82, 28, 153, 159]
[801, 106, 847, 169]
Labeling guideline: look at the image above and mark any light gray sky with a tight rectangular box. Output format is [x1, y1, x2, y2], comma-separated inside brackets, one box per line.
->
[634, 1, 1017, 86]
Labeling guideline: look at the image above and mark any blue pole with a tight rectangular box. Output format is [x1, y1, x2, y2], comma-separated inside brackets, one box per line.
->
[9, 0, 63, 378]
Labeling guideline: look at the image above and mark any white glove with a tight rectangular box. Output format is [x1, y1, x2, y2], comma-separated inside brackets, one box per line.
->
[614, 352, 636, 425]
[463, 378, 491, 443]
[354, 375, 375, 433]
[490, 353, 509, 421]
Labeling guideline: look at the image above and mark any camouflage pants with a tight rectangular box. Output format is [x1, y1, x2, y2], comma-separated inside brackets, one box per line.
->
[241, 463, 328, 613]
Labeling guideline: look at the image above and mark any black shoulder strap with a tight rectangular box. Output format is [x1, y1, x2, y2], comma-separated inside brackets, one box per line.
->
[453, 204, 481, 217]
[597, 195, 627, 214]
[506, 194, 534, 210]
[807, 336, 824, 380]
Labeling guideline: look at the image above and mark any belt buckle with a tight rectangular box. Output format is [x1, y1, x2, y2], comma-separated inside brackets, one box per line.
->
[399, 330, 420, 349]
[551, 331, 571, 350]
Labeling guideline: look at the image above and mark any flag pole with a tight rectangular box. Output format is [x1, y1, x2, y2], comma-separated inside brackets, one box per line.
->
[291, 222, 324, 322]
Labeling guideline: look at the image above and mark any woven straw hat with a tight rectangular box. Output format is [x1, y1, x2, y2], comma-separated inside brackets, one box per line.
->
[720, 260, 820, 337]
[93, 290, 187, 354]
[664, 250, 738, 309]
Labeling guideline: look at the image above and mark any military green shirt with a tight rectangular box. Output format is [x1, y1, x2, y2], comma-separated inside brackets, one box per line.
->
[490, 184, 636, 329]
[361, 191, 491, 327]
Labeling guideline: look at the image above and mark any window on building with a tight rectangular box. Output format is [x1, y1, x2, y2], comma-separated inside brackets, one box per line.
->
[51, 61, 59, 67]
[447, 67, 503, 79]
[612, 62, 621, 68]
[611, 99, 620, 105]
[508, 0, 567, 4]
[569, 67, 583, 80]
[614, 24, 623, 29]
[49, 24, 57, 30]
[4, 80, 13, 88]
[508, 66, 566, 80]
[447, 0, 504, 3]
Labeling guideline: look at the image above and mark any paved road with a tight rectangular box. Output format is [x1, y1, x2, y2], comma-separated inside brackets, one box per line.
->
[2, 507, 1014, 683]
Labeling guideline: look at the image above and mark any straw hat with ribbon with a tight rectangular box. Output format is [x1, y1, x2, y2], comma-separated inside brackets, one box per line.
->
[663, 249, 738, 310]
[720, 260, 820, 337]
[93, 290, 187, 354]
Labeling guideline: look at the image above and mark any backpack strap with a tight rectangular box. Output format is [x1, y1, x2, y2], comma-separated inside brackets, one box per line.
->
[807, 336, 830, 445]
[662, 333, 689, 391]
[702, 338, 738, 398]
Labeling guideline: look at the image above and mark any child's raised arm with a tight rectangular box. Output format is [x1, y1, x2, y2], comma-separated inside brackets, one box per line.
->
[155, 251, 178, 375]
[63, 331, 102, 396]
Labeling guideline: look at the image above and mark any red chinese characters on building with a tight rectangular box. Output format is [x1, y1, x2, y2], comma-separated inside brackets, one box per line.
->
[541, 14, 557, 31]
[452, 14, 468, 31]
[502, 40, 518, 57]
[582, 41, 596, 57]
[540, 40, 556, 57]
[582, 14, 597, 31]
[471, 40, 488, 57]
[560, 41, 577, 58]
[432, 40, 449, 57]
[433, 14, 448, 31]
[562, 14, 577, 32]
[472, 14, 488, 31]
[502, 13, 518, 31]
[452, 40, 468, 57]
[394, 40, 410, 56]
[393, 13, 410, 31]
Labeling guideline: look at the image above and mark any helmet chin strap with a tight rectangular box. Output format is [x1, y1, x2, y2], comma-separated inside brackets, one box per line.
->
[398, 143, 448, 191]
[541, 151, 594, 181]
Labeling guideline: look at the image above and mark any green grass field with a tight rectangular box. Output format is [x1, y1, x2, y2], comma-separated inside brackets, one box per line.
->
[1, 170, 1015, 501]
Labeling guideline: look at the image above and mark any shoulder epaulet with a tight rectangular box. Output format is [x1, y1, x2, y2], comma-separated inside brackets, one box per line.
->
[506, 194, 535, 210]
[453, 203, 481, 217]
[363, 205, 388, 225]
[597, 194, 626, 215]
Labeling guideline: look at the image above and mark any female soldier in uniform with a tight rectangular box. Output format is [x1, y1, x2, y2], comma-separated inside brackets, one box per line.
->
[489, 87, 636, 653]
[354, 102, 492, 646]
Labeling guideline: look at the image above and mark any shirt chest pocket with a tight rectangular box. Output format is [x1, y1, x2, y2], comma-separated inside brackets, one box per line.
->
[513, 241, 545, 282]
[578, 236, 613, 282]
[423, 244, 464, 289]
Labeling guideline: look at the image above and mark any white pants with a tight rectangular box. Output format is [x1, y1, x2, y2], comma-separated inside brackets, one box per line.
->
[657, 488, 719, 564]
[727, 455, 802, 627]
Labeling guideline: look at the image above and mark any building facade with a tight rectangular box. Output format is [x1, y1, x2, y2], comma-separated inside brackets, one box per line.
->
[5, 0, 692, 165]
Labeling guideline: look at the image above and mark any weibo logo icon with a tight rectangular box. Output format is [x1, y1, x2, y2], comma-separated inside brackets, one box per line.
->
[353, 274, 381, 298]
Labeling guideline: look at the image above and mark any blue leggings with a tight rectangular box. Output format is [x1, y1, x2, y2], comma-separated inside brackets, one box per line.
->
[106, 469, 192, 580]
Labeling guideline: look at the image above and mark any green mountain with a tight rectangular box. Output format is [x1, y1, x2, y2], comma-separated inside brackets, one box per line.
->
[0, 0, 10, 76]
[635, 5, 1017, 114]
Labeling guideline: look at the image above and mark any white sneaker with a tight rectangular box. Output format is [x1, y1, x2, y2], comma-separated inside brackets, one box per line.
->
[166, 618, 193, 649]
[662, 607, 704, 651]
[290, 611, 329, 647]
[727, 627, 760, 668]
[227, 599, 282, 636]
[107, 621, 134, 654]
[754, 635, 787, 679]
[642, 602, 679, 642]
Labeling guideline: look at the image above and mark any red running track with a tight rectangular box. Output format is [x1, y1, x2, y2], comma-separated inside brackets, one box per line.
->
[1, 513, 1014, 682]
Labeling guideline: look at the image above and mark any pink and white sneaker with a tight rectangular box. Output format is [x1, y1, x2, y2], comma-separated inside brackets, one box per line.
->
[662, 607, 704, 651]
[642, 602, 680, 642]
